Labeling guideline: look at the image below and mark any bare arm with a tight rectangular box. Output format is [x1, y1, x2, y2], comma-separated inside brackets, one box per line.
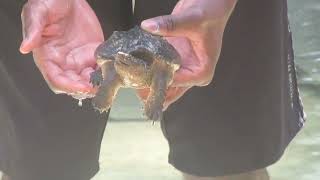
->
[141, 0, 238, 87]
[138, 0, 238, 110]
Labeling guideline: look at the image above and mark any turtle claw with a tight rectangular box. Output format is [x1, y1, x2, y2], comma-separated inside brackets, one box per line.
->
[92, 96, 112, 113]
[144, 101, 163, 121]
[90, 69, 103, 87]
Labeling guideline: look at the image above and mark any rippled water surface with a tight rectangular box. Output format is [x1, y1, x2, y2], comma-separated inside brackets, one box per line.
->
[290, 0, 320, 85]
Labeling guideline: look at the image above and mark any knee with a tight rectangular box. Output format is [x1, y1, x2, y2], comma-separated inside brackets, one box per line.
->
[182, 168, 270, 180]
[182, 173, 218, 180]
[1, 173, 10, 180]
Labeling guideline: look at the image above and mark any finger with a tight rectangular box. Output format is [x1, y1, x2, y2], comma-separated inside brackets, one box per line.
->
[172, 68, 197, 87]
[42, 23, 62, 37]
[44, 61, 95, 94]
[81, 67, 95, 82]
[65, 43, 100, 73]
[165, 87, 182, 102]
[141, 10, 204, 37]
[163, 90, 180, 110]
[173, 62, 216, 87]
[137, 88, 150, 101]
[52, 75, 95, 94]
[163, 87, 190, 110]
[20, 1, 48, 54]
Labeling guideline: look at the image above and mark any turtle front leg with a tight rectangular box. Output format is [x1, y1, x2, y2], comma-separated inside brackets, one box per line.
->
[144, 62, 174, 121]
[90, 68, 103, 87]
[91, 62, 122, 113]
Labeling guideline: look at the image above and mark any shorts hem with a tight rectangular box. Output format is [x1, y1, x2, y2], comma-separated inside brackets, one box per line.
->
[168, 144, 286, 177]
[0, 161, 100, 180]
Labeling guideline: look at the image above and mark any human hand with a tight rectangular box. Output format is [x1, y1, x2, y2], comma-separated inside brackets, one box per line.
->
[137, 0, 237, 109]
[20, 0, 104, 98]
[137, 86, 191, 111]
[141, 0, 237, 87]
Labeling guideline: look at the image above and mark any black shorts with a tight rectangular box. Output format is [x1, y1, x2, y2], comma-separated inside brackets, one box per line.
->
[0, 0, 305, 179]
[134, 0, 305, 177]
[0, 0, 132, 180]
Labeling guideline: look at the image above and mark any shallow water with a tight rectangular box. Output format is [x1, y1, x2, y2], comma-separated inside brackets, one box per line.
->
[92, 0, 320, 179]
[290, 0, 320, 85]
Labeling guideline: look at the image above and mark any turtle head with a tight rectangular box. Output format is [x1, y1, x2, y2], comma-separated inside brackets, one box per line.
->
[114, 48, 153, 84]
[94, 42, 114, 67]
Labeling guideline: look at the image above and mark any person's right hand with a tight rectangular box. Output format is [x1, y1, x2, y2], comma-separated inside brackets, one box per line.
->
[137, 86, 191, 111]
[20, 0, 104, 98]
[137, 0, 238, 110]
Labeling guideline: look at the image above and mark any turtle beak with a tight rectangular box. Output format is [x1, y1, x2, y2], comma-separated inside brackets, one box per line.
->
[96, 58, 106, 67]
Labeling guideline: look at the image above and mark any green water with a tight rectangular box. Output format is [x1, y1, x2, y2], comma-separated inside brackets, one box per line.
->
[92, 0, 320, 179]
[289, 0, 320, 85]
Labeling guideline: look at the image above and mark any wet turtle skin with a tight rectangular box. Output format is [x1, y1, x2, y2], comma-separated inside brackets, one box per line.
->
[90, 26, 181, 121]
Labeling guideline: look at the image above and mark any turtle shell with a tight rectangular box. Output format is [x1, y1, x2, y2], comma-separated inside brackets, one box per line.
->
[94, 26, 181, 70]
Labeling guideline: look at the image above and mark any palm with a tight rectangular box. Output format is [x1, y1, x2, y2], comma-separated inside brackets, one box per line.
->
[166, 37, 204, 86]
[21, 0, 104, 97]
[137, 0, 227, 109]
[166, 0, 223, 86]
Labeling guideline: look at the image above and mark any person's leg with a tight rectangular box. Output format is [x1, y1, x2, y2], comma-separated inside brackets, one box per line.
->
[1, 173, 10, 180]
[0, 0, 132, 179]
[183, 169, 270, 180]
[134, 0, 301, 179]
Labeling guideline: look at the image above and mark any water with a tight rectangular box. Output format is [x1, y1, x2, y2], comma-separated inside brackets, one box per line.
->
[92, 0, 320, 179]
[290, 0, 320, 85]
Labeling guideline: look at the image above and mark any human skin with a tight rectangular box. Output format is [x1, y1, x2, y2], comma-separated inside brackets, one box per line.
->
[20, 0, 104, 97]
[137, 0, 238, 110]
[19, 0, 237, 110]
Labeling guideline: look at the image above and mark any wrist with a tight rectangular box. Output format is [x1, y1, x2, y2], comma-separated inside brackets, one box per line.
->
[177, 0, 238, 33]
[206, 0, 238, 25]
[27, 0, 75, 6]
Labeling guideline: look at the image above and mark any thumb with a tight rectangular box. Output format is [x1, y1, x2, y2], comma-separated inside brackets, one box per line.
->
[20, 1, 48, 54]
[141, 11, 204, 37]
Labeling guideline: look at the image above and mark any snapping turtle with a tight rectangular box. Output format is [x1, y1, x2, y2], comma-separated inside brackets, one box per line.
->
[90, 26, 181, 120]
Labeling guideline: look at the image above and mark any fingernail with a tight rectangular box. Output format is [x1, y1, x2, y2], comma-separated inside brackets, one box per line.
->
[141, 20, 160, 33]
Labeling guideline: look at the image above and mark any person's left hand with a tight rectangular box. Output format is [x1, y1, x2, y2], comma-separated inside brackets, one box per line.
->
[137, 0, 238, 109]
[20, 0, 104, 98]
